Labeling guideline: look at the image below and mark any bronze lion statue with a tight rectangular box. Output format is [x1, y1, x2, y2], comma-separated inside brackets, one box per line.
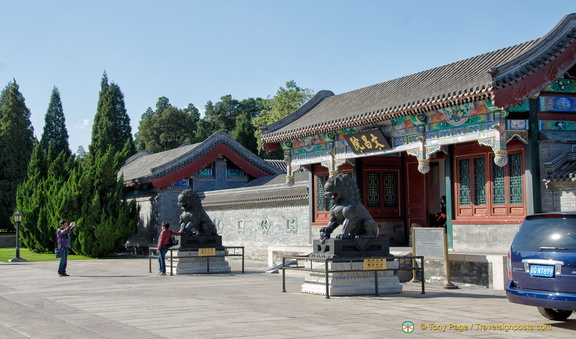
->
[320, 173, 379, 242]
[178, 189, 218, 236]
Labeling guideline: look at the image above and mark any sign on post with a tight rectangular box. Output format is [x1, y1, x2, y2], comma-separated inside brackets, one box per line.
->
[413, 227, 446, 260]
[412, 227, 457, 289]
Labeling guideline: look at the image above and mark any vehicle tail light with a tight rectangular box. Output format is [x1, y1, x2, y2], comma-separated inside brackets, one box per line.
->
[507, 251, 512, 281]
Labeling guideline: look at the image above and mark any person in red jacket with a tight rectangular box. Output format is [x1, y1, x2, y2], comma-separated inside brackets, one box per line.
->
[156, 221, 181, 275]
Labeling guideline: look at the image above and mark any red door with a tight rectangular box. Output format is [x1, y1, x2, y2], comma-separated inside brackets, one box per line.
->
[405, 160, 428, 231]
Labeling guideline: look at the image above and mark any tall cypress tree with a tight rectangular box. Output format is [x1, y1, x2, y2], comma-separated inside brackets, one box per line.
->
[17, 85, 75, 252]
[0, 80, 34, 230]
[74, 144, 138, 257]
[40, 87, 70, 158]
[16, 143, 46, 251]
[90, 72, 135, 159]
[72, 73, 139, 257]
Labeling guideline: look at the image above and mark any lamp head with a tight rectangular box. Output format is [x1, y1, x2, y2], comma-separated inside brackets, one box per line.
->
[13, 212, 22, 222]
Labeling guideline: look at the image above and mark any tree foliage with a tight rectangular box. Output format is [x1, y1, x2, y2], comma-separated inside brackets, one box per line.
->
[73, 145, 138, 257]
[231, 114, 258, 154]
[135, 97, 199, 152]
[253, 80, 313, 159]
[0, 80, 35, 230]
[16, 74, 139, 256]
[40, 87, 70, 158]
[198, 96, 265, 151]
[90, 72, 135, 159]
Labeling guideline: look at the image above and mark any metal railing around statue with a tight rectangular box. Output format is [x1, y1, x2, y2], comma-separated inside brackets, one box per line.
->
[149, 246, 245, 275]
[281, 255, 425, 299]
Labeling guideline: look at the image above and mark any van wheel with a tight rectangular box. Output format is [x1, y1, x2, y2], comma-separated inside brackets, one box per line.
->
[537, 307, 573, 320]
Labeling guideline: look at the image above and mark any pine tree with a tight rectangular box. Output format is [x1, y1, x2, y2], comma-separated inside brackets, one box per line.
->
[135, 97, 198, 152]
[16, 143, 46, 251]
[90, 72, 135, 158]
[0, 80, 35, 230]
[74, 145, 138, 257]
[70, 73, 139, 257]
[40, 87, 70, 158]
[253, 80, 313, 159]
[16, 144, 76, 252]
[231, 114, 258, 154]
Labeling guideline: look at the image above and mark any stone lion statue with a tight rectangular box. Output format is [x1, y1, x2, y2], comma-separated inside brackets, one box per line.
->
[319, 173, 379, 242]
[178, 189, 218, 236]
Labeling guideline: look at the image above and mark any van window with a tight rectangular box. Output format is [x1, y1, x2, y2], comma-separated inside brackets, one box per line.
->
[512, 217, 576, 251]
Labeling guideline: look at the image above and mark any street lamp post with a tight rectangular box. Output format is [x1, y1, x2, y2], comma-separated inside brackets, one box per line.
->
[9, 212, 26, 262]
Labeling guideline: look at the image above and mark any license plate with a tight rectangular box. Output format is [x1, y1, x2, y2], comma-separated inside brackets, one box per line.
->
[529, 265, 554, 277]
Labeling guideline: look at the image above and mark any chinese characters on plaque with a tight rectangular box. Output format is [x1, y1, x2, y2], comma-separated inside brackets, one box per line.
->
[344, 128, 391, 155]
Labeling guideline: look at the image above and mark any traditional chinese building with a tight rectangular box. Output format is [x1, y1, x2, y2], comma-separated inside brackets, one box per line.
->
[119, 132, 285, 248]
[260, 13, 576, 257]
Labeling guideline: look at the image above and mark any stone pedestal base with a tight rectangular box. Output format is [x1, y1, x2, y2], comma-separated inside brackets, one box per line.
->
[167, 249, 231, 274]
[300, 238, 401, 296]
[301, 260, 402, 296]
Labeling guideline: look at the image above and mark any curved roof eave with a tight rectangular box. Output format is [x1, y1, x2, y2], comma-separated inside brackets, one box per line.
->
[261, 13, 576, 145]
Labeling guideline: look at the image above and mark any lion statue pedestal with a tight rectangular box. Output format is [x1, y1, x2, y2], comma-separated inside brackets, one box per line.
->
[167, 235, 231, 274]
[167, 189, 231, 274]
[301, 174, 402, 296]
[301, 238, 402, 296]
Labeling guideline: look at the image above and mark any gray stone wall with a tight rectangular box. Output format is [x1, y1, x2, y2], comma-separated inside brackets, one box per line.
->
[451, 224, 519, 253]
[0, 234, 15, 248]
[206, 202, 310, 261]
[126, 194, 158, 248]
[539, 139, 576, 212]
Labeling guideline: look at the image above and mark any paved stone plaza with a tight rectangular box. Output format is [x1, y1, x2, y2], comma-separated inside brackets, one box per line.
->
[1, 258, 575, 338]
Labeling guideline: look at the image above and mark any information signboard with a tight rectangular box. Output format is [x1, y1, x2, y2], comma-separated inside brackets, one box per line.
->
[413, 227, 446, 260]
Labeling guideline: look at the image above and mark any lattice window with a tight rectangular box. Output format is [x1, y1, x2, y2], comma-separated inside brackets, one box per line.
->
[366, 172, 380, 207]
[459, 159, 471, 206]
[509, 153, 523, 204]
[456, 143, 525, 218]
[383, 172, 397, 207]
[474, 157, 486, 205]
[492, 162, 506, 205]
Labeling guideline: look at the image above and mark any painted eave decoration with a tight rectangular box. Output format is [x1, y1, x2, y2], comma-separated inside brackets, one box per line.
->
[261, 13, 576, 148]
[118, 132, 284, 189]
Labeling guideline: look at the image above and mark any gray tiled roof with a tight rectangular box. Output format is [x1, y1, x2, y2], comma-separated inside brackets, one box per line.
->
[544, 152, 576, 182]
[119, 132, 283, 184]
[262, 13, 576, 144]
[202, 171, 309, 206]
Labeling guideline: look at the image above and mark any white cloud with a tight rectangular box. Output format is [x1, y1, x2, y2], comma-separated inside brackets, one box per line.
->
[74, 119, 90, 129]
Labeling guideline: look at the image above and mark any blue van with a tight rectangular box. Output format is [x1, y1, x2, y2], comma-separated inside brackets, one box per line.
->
[506, 212, 576, 320]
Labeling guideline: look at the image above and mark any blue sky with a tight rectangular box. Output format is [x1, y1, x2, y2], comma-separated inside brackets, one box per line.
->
[1, 1, 575, 152]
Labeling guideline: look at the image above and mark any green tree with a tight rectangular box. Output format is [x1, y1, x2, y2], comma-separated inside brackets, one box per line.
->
[0, 80, 35, 230]
[16, 143, 47, 251]
[193, 119, 212, 143]
[135, 97, 198, 152]
[76, 145, 87, 160]
[231, 114, 258, 154]
[74, 145, 138, 257]
[253, 80, 313, 159]
[90, 72, 135, 159]
[228, 98, 267, 154]
[59, 72, 140, 257]
[203, 95, 240, 133]
[40, 87, 70, 158]
[198, 96, 265, 149]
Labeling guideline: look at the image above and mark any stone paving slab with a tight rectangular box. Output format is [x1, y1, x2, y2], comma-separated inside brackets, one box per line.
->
[1, 258, 576, 338]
